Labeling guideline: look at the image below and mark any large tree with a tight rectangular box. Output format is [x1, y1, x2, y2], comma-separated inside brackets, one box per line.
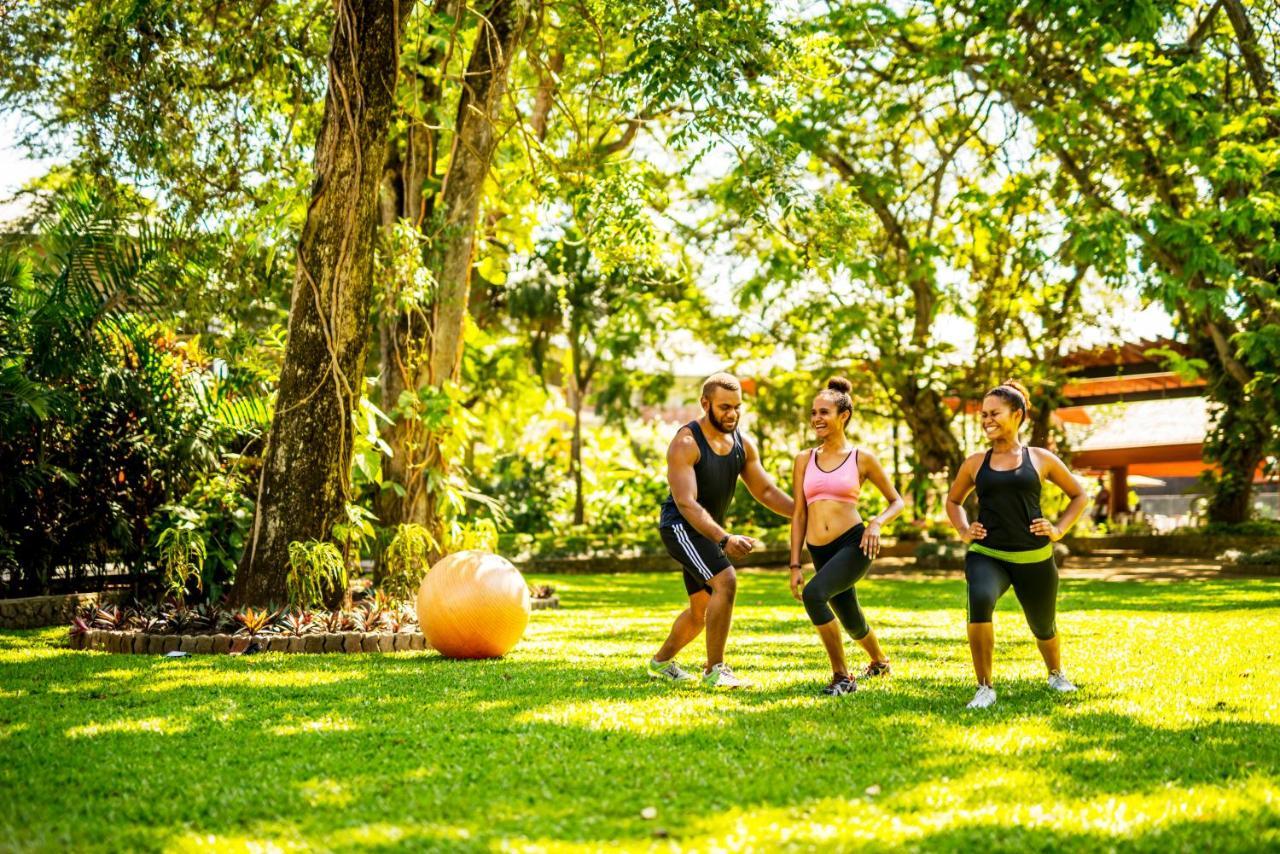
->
[232, 0, 414, 605]
[724, 6, 1002, 507]
[508, 232, 692, 525]
[923, 0, 1280, 522]
[375, 0, 532, 550]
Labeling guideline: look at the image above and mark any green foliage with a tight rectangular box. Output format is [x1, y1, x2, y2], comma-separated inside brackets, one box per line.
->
[1236, 547, 1280, 566]
[284, 540, 347, 610]
[480, 454, 568, 534]
[1203, 519, 1280, 538]
[380, 524, 434, 601]
[0, 184, 220, 595]
[913, 541, 967, 568]
[149, 469, 255, 604]
[155, 527, 207, 605]
[333, 502, 379, 566]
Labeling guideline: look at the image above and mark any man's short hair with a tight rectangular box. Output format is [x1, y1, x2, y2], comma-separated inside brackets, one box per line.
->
[701, 372, 741, 399]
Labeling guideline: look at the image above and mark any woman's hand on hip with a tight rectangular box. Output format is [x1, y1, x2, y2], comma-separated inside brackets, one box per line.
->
[1030, 518, 1062, 541]
[860, 521, 882, 558]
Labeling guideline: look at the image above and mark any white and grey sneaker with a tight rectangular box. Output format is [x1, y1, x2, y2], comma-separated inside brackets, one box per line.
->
[821, 673, 857, 696]
[1048, 670, 1078, 693]
[967, 685, 997, 709]
[702, 662, 751, 689]
[646, 658, 697, 683]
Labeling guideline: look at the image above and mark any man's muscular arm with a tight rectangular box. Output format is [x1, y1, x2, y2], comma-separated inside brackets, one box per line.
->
[739, 433, 795, 518]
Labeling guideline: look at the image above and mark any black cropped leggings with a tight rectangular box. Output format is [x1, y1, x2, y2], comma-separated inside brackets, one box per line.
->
[803, 524, 871, 640]
[965, 551, 1058, 640]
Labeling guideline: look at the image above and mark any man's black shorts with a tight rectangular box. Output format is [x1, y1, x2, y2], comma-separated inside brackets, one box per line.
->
[660, 522, 733, 596]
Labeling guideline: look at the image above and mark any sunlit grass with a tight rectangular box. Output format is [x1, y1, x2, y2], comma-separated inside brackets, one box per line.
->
[2, 570, 1278, 852]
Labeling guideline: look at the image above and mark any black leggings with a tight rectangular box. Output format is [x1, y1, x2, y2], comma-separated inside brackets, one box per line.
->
[803, 524, 871, 640]
[965, 551, 1058, 640]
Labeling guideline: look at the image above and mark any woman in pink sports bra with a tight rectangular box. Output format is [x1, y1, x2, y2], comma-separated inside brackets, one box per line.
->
[789, 377, 906, 696]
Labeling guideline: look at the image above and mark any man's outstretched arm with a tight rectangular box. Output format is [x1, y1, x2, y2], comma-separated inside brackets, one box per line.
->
[739, 433, 794, 518]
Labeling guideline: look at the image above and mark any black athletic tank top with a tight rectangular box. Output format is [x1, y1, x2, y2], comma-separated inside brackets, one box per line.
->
[974, 447, 1050, 552]
[658, 421, 746, 529]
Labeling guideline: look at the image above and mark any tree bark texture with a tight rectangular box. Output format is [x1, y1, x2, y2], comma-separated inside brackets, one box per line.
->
[233, 0, 412, 606]
[375, 0, 464, 538]
[388, 0, 530, 534]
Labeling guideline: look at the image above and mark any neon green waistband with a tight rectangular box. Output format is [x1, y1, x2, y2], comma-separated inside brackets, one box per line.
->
[968, 542, 1054, 564]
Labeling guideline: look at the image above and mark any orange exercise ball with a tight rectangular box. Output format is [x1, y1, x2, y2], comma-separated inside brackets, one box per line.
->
[416, 550, 531, 659]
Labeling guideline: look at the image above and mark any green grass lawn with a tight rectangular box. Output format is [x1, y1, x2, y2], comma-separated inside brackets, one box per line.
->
[2, 570, 1278, 852]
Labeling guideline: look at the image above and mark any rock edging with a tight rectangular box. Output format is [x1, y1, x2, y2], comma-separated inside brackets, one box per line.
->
[1, 592, 121, 630]
[68, 629, 428, 655]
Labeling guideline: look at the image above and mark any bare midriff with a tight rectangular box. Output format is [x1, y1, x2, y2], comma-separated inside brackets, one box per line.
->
[806, 500, 863, 547]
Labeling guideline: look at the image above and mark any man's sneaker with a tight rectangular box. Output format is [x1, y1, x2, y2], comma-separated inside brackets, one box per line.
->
[702, 662, 750, 689]
[646, 658, 697, 683]
[859, 660, 891, 679]
[821, 673, 856, 696]
[967, 685, 997, 709]
[1048, 670, 1078, 693]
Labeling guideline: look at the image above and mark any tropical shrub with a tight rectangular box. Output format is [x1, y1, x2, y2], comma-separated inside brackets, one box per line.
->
[285, 540, 347, 609]
[155, 527, 207, 604]
[0, 187, 216, 596]
[380, 523, 433, 600]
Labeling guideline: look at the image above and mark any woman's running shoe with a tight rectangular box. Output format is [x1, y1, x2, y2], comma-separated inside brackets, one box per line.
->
[860, 660, 891, 679]
[646, 658, 697, 683]
[967, 685, 997, 708]
[822, 673, 856, 696]
[702, 662, 750, 689]
[1048, 670, 1078, 692]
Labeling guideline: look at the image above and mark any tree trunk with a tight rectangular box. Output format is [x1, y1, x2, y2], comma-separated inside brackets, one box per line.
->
[1203, 368, 1267, 525]
[898, 380, 965, 506]
[374, 0, 462, 542]
[1029, 378, 1066, 450]
[426, 0, 529, 389]
[571, 389, 585, 526]
[232, 0, 412, 606]
[393, 0, 530, 538]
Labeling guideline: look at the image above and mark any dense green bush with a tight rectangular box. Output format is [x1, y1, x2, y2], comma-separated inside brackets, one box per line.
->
[148, 469, 255, 604]
[481, 453, 570, 535]
[0, 190, 218, 596]
[1203, 519, 1280, 538]
[1237, 547, 1280, 566]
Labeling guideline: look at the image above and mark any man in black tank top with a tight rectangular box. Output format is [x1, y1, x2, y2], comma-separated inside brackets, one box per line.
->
[647, 373, 794, 689]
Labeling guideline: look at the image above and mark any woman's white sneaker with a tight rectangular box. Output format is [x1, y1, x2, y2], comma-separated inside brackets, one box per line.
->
[703, 662, 750, 689]
[1048, 670, 1078, 692]
[967, 685, 997, 709]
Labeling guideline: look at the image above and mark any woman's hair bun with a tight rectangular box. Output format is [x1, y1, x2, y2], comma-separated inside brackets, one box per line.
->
[827, 376, 853, 394]
[1000, 378, 1030, 405]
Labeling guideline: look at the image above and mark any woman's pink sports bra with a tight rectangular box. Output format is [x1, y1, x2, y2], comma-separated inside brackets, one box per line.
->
[804, 447, 861, 505]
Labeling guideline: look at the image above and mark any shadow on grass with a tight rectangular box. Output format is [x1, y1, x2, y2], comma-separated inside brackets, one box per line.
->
[2, 644, 1278, 851]
[2, 572, 1278, 850]
[552, 570, 1280, 614]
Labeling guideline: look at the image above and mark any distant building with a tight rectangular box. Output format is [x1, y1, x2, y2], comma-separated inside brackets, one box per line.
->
[1058, 339, 1277, 523]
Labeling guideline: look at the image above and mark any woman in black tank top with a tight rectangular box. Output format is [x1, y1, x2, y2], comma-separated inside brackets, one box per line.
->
[945, 381, 1090, 710]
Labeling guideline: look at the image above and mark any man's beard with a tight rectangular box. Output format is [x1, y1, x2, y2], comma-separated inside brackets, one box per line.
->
[707, 410, 737, 435]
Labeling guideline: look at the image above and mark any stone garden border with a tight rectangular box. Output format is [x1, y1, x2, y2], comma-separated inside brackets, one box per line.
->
[66, 596, 559, 653]
[69, 629, 428, 655]
[0, 592, 121, 630]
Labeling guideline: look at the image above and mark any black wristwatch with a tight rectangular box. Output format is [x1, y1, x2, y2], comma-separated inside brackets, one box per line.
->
[718, 534, 730, 550]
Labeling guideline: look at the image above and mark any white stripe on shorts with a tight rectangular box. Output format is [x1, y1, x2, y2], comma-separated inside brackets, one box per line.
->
[673, 523, 712, 580]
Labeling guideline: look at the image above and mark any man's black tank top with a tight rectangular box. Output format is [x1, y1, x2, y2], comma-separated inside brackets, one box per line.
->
[974, 446, 1050, 552]
[659, 421, 746, 529]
